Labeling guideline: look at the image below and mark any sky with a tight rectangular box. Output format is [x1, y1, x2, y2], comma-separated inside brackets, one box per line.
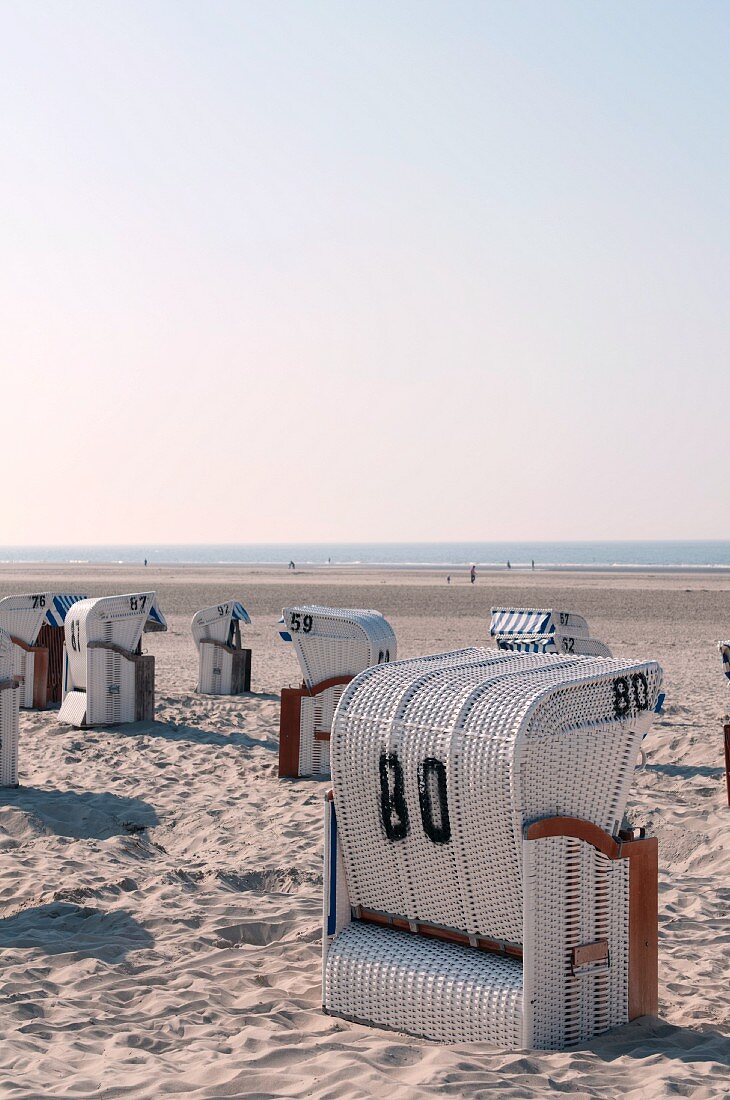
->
[1, 0, 728, 544]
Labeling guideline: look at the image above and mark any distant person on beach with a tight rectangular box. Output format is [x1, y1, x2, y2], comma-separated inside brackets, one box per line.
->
[144, 558, 147, 567]
[531, 559, 535, 570]
[507, 560, 511, 569]
[288, 560, 295, 571]
[470, 565, 476, 584]
[447, 574, 451, 585]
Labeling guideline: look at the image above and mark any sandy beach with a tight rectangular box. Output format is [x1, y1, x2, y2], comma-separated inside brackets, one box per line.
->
[0, 563, 728, 1099]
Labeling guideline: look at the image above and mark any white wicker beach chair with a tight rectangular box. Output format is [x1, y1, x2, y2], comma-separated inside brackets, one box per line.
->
[278, 606, 396, 779]
[0, 593, 85, 709]
[58, 593, 167, 728]
[192, 600, 252, 695]
[323, 648, 663, 1049]
[0, 627, 20, 786]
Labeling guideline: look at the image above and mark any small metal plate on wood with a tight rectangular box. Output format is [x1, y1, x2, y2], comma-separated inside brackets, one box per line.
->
[314, 730, 331, 742]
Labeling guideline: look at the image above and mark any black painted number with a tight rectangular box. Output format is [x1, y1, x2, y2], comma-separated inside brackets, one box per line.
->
[130, 595, 147, 612]
[612, 672, 649, 718]
[31, 594, 46, 609]
[631, 671, 649, 712]
[291, 612, 313, 633]
[379, 752, 409, 840]
[379, 750, 451, 845]
[417, 757, 451, 843]
[377, 649, 391, 664]
[562, 636, 575, 653]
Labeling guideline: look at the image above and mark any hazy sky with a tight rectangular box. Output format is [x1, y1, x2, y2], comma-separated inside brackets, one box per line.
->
[1, 1, 727, 544]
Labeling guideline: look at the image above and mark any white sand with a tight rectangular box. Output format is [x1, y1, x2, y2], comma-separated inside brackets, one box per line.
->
[0, 564, 728, 1098]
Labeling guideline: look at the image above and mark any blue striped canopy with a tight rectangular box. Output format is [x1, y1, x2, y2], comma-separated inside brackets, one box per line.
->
[45, 594, 85, 628]
[490, 609, 554, 636]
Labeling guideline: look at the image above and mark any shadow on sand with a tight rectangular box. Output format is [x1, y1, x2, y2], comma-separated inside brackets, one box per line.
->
[103, 720, 278, 753]
[0, 902, 153, 960]
[645, 763, 725, 780]
[588, 1016, 730, 1065]
[0, 787, 159, 840]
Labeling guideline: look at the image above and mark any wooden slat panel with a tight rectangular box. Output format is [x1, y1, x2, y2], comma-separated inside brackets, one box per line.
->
[279, 687, 304, 778]
[621, 835, 658, 1019]
[134, 656, 155, 722]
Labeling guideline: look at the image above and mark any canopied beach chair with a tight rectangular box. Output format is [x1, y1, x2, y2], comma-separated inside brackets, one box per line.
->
[491, 607, 612, 658]
[192, 600, 252, 695]
[0, 593, 85, 708]
[278, 606, 396, 779]
[0, 627, 20, 786]
[58, 593, 167, 728]
[323, 648, 662, 1049]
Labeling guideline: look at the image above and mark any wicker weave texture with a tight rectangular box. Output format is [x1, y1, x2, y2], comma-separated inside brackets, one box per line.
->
[0, 597, 48, 647]
[298, 683, 350, 777]
[282, 607, 396, 689]
[324, 921, 524, 1045]
[11, 647, 35, 708]
[331, 652, 662, 944]
[523, 834, 629, 1048]
[199, 644, 234, 695]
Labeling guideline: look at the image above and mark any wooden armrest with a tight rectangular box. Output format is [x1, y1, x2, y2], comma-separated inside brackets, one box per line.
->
[525, 816, 620, 859]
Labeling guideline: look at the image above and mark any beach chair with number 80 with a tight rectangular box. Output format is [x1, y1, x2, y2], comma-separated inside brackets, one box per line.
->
[323, 647, 663, 1049]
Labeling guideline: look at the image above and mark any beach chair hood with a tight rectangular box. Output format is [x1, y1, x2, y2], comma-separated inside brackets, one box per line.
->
[192, 600, 250, 650]
[0, 593, 86, 646]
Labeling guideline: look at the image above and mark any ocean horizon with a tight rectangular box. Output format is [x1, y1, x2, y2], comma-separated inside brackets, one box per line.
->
[2, 541, 730, 569]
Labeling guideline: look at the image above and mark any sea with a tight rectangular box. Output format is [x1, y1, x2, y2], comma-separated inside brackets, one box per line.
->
[2, 542, 730, 570]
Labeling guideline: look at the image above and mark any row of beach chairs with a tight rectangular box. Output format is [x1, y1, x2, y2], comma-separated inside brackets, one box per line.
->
[0, 592, 724, 1050]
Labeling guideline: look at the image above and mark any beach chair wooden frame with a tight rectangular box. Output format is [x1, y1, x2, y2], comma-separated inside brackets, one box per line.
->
[192, 601, 252, 696]
[0, 594, 85, 709]
[58, 593, 167, 728]
[278, 606, 396, 779]
[322, 648, 662, 1049]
